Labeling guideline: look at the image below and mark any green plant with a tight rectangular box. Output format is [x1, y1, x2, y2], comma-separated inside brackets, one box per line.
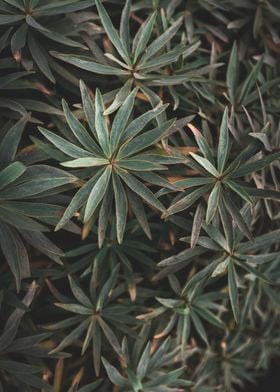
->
[0, 1, 280, 391]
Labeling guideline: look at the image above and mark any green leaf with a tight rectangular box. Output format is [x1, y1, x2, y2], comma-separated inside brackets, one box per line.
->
[61, 157, 109, 168]
[119, 159, 165, 171]
[102, 357, 128, 387]
[11, 23, 27, 57]
[126, 189, 151, 239]
[139, 16, 183, 64]
[84, 166, 112, 222]
[0, 162, 26, 190]
[28, 32, 55, 83]
[190, 153, 219, 177]
[212, 257, 230, 277]
[217, 107, 229, 173]
[182, 257, 224, 295]
[38, 127, 91, 159]
[230, 152, 280, 178]
[50, 319, 90, 353]
[145, 366, 185, 387]
[96, 264, 120, 312]
[62, 99, 102, 155]
[116, 168, 165, 212]
[0, 115, 28, 164]
[206, 181, 221, 224]
[134, 11, 157, 62]
[0, 14, 25, 25]
[98, 318, 124, 359]
[225, 180, 253, 203]
[187, 123, 214, 164]
[166, 184, 212, 216]
[118, 119, 175, 159]
[55, 173, 101, 231]
[228, 260, 239, 322]
[137, 342, 150, 380]
[226, 41, 239, 104]
[110, 88, 138, 151]
[55, 303, 92, 315]
[121, 103, 168, 142]
[112, 172, 128, 244]
[95, 0, 131, 64]
[104, 79, 133, 115]
[223, 194, 253, 242]
[95, 89, 111, 157]
[237, 58, 263, 104]
[50, 52, 129, 75]
[68, 275, 92, 308]
[191, 202, 205, 248]
[195, 307, 224, 329]
[80, 80, 97, 137]
[0, 222, 30, 291]
[120, 0, 131, 53]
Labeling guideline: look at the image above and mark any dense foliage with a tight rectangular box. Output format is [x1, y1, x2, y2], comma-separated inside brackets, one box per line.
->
[0, 0, 280, 391]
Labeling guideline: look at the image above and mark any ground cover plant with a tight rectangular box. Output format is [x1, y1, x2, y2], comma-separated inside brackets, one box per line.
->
[0, 0, 280, 391]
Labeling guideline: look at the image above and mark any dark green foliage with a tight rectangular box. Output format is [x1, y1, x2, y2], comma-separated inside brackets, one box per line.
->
[0, 0, 280, 391]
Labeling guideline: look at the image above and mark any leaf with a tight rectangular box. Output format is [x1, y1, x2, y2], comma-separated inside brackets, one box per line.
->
[98, 318, 124, 359]
[237, 59, 263, 104]
[50, 319, 90, 353]
[61, 157, 109, 168]
[0, 222, 30, 291]
[95, 89, 111, 157]
[191, 202, 205, 248]
[102, 358, 128, 387]
[206, 181, 221, 224]
[0, 162, 26, 190]
[116, 168, 165, 212]
[104, 79, 133, 115]
[110, 88, 138, 151]
[80, 80, 97, 137]
[68, 275, 92, 308]
[223, 193, 254, 242]
[182, 257, 224, 295]
[137, 342, 150, 380]
[230, 152, 280, 178]
[121, 104, 168, 142]
[120, 0, 131, 53]
[28, 32, 55, 83]
[187, 123, 214, 164]
[190, 153, 219, 177]
[62, 99, 102, 155]
[84, 166, 112, 222]
[55, 173, 101, 231]
[225, 180, 253, 203]
[112, 172, 128, 244]
[134, 11, 157, 62]
[212, 257, 230, 277]
[11, 23, 27, 58]
[0, 115, 29, 164]
[228, 260, 239, 322]
[118, 119, 175, 159]
[126, 189, 151, 239]
[95, 0, 130, 64]
[119, 159, 165, 171]
[98, 186, 113, 247]
[195, 307, 224, 329]
[226, 41, 239, 104]
[38, 127, 92, 158]
[217, 107, 229, 173]
[139, 16, 183, 64]
[166, 184, 212, 216]
[51, 52, 129, 75]
[0, 14, 25, 25]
